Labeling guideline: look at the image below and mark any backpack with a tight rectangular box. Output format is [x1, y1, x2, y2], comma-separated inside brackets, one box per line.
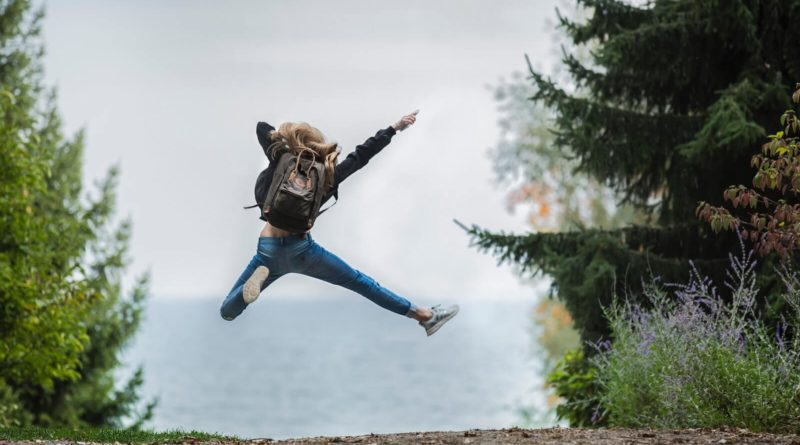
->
[246, 147, 335, 232]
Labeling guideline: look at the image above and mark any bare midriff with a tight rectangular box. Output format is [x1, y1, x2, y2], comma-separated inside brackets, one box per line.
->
[259, 221, 308, 238]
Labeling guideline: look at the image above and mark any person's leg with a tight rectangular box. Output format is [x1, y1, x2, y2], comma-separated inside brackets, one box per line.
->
[220, 253, 282, 321]
[295, 238, 424, 319]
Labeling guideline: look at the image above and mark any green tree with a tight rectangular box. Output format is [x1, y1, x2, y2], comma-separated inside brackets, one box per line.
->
[466, 0, 800, 350]
[489, 1, 645, 234]
[0, 0, 152, 427]
[491, 72, 644, 233]
[487, 4, 649, 424]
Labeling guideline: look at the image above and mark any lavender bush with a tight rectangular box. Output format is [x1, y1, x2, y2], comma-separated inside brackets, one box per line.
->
[592, 235, 800, 432]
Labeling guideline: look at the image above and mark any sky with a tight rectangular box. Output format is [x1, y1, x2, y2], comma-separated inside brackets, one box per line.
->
[40, 0, 563, 301]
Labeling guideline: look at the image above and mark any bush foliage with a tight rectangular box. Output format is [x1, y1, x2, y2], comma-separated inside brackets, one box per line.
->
[592, 237, 800, 432]
[545, 348, 602, 427]
[698, 84, 800, 259]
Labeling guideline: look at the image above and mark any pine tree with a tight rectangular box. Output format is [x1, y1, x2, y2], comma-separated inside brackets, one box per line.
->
[466, 0, 800, 347]
[0, 0, 152, 427]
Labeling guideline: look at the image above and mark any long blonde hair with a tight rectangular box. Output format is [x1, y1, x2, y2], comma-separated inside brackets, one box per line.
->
[268, 122, 340, 192]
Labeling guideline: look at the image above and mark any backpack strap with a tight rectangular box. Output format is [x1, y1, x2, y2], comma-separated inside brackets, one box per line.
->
[243, 145, 293, 211]
[318, 189, 338, 215]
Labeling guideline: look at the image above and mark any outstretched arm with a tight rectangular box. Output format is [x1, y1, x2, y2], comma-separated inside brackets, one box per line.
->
[333, 110, 419, 186]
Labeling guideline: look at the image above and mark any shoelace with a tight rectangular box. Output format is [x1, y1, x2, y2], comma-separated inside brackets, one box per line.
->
[430, 305, 443, 321]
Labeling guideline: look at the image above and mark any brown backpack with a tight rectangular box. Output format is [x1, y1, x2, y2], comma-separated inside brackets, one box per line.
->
[252, 148, 332, 232]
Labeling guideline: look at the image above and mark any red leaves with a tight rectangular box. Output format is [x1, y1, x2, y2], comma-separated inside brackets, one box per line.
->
[721, 185, 762, 210]
[698, 86, 800, 259]
[696, 202, 737, 232]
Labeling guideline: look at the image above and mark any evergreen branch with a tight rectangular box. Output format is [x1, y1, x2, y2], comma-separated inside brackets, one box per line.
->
[462, 221, 732, 345]
[560, 0, 652, 45]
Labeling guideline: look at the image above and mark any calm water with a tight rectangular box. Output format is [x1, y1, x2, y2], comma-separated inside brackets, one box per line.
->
[123, 297, 545, 439]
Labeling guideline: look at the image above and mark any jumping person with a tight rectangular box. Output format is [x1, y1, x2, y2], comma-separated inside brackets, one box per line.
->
[219, 110, 459, 336]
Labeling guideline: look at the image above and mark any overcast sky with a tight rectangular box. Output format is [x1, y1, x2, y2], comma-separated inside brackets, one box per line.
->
[40, 0, 563, 302]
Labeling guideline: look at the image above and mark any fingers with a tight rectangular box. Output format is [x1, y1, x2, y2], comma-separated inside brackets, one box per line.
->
[394, 110, 419, 131]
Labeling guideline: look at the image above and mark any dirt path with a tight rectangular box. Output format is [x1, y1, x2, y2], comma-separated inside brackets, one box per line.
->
[232, 427, 799, 445]
[255, 427, 799, 445]
[3, 428, 799, 445]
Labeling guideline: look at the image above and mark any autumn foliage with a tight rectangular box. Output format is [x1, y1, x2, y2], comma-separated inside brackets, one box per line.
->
[697, 85, 800, 258]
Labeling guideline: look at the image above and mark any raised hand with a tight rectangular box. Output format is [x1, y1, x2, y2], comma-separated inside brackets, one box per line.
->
[391, 109, 419, 132]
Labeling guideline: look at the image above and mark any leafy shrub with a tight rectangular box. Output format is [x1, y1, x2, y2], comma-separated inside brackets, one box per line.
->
[0, 380, 30, 427]
[546, 349, 603, 427]
[592, 236, 800, 432]
[697, 83, 800, 258]
[519, 299, 583, 425]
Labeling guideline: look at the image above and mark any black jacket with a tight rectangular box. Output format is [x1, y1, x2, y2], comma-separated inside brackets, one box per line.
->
[255, 121, 397, 216]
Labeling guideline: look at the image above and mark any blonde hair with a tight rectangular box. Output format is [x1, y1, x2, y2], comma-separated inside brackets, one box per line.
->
[268, 122, 340, 192]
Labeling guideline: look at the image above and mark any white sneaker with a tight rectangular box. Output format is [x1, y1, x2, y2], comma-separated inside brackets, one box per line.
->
[243, 265, 269, 304]
[419, 304, 459, 336]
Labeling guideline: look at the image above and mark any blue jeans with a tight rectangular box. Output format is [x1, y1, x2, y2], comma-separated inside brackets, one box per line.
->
[220, 232, 418, 320]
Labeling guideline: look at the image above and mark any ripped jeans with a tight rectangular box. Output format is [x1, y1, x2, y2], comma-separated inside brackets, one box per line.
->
[220, 232, 418, 321]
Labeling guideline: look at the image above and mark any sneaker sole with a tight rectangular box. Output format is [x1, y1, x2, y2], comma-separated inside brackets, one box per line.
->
[426, 305, 460, 336]
[243, 265, 269, 304]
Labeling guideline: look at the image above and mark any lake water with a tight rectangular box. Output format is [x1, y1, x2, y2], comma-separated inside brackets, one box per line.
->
[123, 297, 546, 439]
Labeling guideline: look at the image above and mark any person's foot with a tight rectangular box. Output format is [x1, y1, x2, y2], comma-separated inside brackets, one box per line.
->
[419, 304, 459, 336]
[243, 265, 269, 304]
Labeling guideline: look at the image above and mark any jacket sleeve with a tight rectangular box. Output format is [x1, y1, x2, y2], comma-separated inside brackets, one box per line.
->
[333, 125, 397, 187]
[256, 121, 278, 161]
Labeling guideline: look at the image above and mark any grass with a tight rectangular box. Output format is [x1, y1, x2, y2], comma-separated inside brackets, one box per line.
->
[0, 426, 238, 443]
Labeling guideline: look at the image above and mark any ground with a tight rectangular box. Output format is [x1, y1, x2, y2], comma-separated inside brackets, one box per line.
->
[3, 427, 800, 445]
[259, 427, 797, 444]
